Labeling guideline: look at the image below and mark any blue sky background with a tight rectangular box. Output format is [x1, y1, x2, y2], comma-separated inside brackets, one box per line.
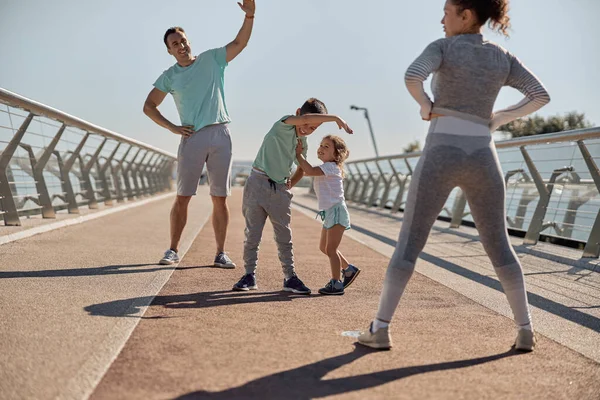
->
[2, 0, 598, 163]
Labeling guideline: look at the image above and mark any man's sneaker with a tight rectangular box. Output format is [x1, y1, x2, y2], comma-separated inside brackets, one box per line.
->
[342, 264, 361, 288]
[283, 275, 311, 295]
[515, 329, 536, 352]
[318, 279, 344, 295]
[358, 322, 392, 350]
[214, 252, 236, 269]
[233, 274, 257, 291]
[159, 249, 179, 265]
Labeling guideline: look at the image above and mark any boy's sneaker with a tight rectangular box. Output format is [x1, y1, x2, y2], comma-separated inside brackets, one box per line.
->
[357, 322, 392, 350]
[318, 279, 344, 295]
[233, 273, 257, 291]
[283, 275, 311, 295]
[159, 249, 179, 265]
[515, 329, 536, 352]
[214, 252, 236, 269]
[342, 264, 361, 288]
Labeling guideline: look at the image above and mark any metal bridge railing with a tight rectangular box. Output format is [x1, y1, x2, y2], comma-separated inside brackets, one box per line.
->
[343, 126, 600, 258]
[0, 88, 177, 227]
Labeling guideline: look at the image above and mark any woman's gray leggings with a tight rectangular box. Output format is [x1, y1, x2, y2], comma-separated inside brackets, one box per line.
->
[376, 117, 531, 328]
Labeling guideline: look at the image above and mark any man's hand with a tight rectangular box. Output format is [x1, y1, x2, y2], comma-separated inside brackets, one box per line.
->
[237, 0, 255, 17]
[422, 113, 444, 121]
[170, 125, 195, 137]
[296, 139, 304, 156]
[335, 117, 354, 134]
[285, 178, 292, 190]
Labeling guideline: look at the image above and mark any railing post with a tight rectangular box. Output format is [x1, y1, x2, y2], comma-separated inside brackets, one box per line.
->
[19, 143, 53, 218]
[98, 142, 121, 206]
[147, 153, 162, 194]
[123, 148, 141, 200]
[375, 160, 392, 209]
[80, 137, 106, 209]
[343, 170, 352, 194]
[344, 165, 358, 199]
[141, 153, 155, 195]
[450, 190, 468, 228]
[11, 124, 65, 219]
[578, 140, 600, 257]
[391, 159, 413, 213]
[521, 147, 548, 245]
[160, 159, 174, 191]
[130, 149, 145, 198]
[505, 170, 535, 229]
[32, 123, 67, 218]
[348, 164, 363, 202]
[113, 145, 132, 202]
[136, 151, 151, 196]
[358, 164, 372, 205]
[153, 158, 167, 192]
[364, 163, 380, 207]
[559, 172, 581, 239]
[60, 133, 90, 213]
[521, 146, 573, 245]
[0, 113, 34, 226]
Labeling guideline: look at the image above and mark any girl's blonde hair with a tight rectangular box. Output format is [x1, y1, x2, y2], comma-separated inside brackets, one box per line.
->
[322, 135, 350, 177]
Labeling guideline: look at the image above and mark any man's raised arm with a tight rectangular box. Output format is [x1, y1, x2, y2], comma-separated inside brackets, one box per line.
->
[226, 0, 256, 63]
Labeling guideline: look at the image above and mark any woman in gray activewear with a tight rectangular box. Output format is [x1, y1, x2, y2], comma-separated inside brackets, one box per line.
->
[358, 0, 550, 351]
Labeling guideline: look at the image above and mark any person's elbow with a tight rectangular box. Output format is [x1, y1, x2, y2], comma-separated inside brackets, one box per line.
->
[404, 69, 422, 87]
[143, 100, 155, 116]
[539, 89, 551, 106]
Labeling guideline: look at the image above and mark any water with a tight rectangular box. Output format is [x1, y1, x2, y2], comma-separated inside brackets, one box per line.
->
[345, 140, 600, 243]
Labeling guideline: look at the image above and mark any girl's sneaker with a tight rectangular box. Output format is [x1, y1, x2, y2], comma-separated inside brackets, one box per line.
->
[342, 265, 361, 288]
[318, 279, 344, 295]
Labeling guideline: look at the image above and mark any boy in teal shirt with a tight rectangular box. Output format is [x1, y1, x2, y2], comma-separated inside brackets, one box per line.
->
[233, 98, 353, 293]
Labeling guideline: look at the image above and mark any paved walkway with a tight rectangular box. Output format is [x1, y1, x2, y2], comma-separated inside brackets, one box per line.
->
[87, 189, 600, 400]
[292, 190, 600, 363]
[0, 192, 211, 400]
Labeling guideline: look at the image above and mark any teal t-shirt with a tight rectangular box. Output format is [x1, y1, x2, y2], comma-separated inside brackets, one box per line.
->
[153, 47, 231, 131]
[253, 116, 308, 184]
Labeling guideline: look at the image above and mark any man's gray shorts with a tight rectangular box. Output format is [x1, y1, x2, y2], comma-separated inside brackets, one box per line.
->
[177, 123, 232, 197]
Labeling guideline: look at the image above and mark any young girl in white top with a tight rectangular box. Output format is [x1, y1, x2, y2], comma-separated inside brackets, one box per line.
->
[296, 135, 360, 295]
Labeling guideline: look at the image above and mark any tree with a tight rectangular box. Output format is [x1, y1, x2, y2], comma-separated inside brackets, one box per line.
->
[498, 111, 593, 138]
[403, 140, 421, 153]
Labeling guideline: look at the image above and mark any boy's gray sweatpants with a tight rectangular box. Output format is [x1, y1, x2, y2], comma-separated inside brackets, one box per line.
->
[243, 171, 295, 279]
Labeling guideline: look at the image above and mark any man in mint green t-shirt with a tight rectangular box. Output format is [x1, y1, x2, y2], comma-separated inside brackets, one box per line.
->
[232, 98, 354, 294]
[143, 0, 255, 268]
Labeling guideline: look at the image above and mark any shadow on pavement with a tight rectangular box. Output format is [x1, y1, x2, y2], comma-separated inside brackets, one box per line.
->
[175, 345, 518, 399]
[85, 289, 312, 318]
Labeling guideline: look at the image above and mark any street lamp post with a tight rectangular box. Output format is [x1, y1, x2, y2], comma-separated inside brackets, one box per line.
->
[350, 105, 380, 158]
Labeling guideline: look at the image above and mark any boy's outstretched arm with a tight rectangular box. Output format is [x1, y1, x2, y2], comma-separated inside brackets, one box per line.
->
[226, 0, 255, 63]
[296, 140, 324, 177]
[289, 167, 305, 189]
[284, 114, 353, 134]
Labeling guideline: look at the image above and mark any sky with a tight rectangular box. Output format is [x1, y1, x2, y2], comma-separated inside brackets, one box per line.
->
[1, 0, 599, 164]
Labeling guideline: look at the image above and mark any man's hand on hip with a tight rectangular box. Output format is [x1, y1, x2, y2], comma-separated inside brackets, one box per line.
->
[170, 125, 195, 137]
